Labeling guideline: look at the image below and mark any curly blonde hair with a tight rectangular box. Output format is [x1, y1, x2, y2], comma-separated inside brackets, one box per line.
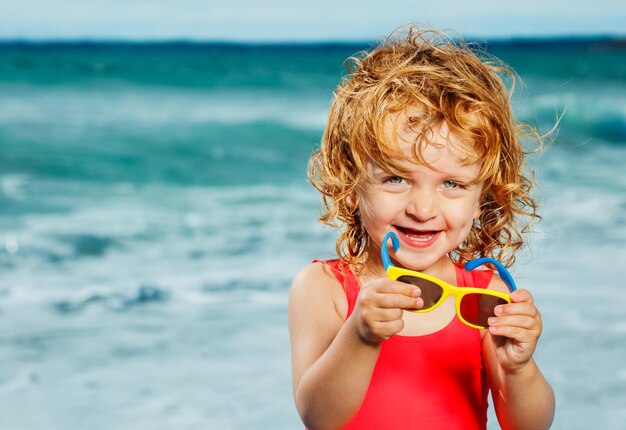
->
[309, 27, 542, 271]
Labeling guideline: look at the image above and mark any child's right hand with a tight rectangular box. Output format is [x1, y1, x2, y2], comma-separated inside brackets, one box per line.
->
[352, 277, 423, 343]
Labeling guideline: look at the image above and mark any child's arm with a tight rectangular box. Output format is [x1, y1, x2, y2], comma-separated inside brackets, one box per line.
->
[483, 286, 555, 430]
[288, 262, 421, 430]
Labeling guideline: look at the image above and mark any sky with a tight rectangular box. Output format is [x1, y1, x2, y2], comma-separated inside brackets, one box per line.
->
[1, 0, 625, 42]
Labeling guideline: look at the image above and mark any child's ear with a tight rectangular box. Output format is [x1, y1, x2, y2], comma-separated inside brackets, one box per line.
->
[474, 185, 489, 220]
[346, 193, 358, 211]
[473, 204, 481, 220]
[473, 195, 483, 220]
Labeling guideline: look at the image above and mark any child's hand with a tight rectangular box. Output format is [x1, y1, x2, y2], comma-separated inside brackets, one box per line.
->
[352, 277, 422, 343]
[487, 289, 542, 373]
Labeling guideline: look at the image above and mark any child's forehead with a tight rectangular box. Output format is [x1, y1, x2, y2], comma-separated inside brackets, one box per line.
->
[381, 110, 479, 165]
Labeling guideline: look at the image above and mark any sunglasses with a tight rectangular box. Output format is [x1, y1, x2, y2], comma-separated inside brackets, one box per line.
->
[381, 231, 517, 329]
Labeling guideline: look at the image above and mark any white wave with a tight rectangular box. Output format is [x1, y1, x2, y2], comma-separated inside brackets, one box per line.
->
[0, 174, 28, 201]
[522, 82, 626, 135]
[0, 181, 328, 310]
[0, 85, 329, 131]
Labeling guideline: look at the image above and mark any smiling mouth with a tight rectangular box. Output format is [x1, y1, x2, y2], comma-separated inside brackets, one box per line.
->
[396, 226, 440, 245]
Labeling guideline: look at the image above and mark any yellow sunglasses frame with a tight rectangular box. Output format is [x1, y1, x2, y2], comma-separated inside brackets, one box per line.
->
[381, 231, 517, 330]
[386, 265, 512, 329]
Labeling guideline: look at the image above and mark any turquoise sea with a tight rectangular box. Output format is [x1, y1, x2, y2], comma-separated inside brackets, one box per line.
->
[0, 39, 625, 429]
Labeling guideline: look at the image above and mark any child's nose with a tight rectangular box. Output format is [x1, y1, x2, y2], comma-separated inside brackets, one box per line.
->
[406, 189, 437, 221]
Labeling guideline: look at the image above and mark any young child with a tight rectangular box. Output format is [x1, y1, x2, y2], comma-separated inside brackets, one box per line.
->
[288, 28, 555, 429]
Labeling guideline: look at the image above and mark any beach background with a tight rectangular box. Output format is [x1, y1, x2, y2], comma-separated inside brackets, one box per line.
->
[1, 2, 625, 429]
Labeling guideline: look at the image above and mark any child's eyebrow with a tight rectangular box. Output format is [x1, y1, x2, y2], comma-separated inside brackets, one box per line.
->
[437, 167, 482, 182]
[369, 164, 408, 177]
[370, 165, 388, 174]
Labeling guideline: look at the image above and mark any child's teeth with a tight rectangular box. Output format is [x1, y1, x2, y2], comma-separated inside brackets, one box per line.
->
[405, 231, 435, 241]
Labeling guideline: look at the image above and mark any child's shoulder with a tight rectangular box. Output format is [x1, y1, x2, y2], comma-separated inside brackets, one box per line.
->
[291, 260, 345, 296]
[290, 260, 350, 319]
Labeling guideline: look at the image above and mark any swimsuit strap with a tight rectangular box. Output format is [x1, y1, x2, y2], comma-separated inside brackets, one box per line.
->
[455, 262, 493, 289]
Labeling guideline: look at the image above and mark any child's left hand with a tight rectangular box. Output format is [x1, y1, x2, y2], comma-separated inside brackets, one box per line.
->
[487, 289, 542, 373]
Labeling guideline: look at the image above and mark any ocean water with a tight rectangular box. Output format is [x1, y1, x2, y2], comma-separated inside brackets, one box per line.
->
[0, 40, 625, 429]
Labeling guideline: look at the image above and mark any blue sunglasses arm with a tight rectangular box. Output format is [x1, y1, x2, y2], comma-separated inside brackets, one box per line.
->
[381, 232, 400, 271]
[464, 257, 518, 292]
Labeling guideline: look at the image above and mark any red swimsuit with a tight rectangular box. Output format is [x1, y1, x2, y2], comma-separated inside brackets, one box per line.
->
[315, 259, 493, 429]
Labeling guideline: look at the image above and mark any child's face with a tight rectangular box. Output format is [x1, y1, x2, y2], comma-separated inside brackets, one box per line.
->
[356, 116, 483, 272]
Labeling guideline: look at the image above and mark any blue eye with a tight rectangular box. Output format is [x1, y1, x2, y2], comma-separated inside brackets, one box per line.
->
[386, 176, 406, 184]
[443, 180, 459, 189]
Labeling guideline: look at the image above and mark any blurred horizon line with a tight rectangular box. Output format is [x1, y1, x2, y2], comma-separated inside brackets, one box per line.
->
[1, 34, 625, 49]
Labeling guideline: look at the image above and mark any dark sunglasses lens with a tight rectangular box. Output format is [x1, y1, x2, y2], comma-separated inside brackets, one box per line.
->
[397, 276, 443, 309]
[459, 293, 508, 328]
